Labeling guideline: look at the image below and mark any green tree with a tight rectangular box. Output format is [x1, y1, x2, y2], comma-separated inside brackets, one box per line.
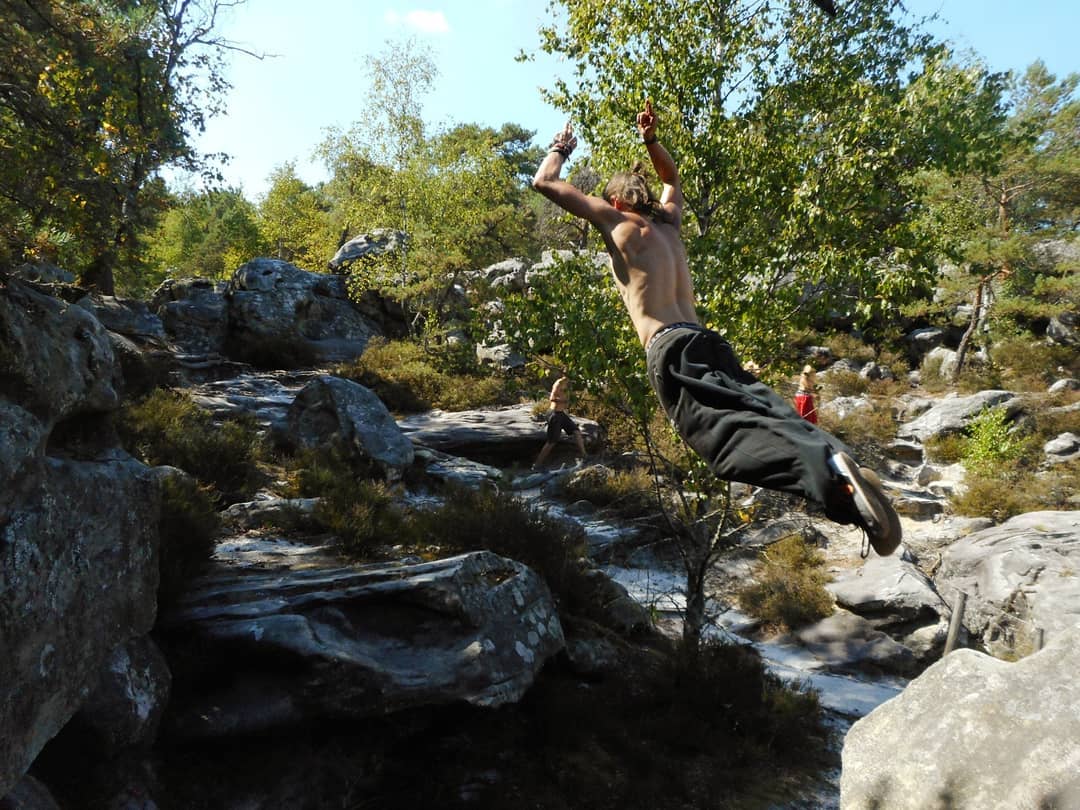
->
[146, 187, 265, 290]
[257, 162, 336, 268]
[0, 1, 240, 292]
[320, 39, 542, 335]
[529, 0, 1007, 360]
[917, 61, 1080, 378]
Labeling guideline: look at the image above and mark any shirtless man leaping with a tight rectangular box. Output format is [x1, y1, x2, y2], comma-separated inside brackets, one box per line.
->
[531, 101, 901, 555]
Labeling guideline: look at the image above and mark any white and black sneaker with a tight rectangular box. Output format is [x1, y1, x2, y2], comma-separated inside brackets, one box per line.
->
[831, 452, 902, 557]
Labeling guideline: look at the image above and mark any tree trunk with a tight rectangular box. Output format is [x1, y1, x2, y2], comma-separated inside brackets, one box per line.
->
[952, 279, 984, 382]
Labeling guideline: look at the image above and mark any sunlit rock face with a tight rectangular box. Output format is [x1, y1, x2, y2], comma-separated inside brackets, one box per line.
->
[841, 627, 1080, 809]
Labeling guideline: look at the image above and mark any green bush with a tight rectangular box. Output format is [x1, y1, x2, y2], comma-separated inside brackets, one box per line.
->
[290, 447, 405, 554]
[118, 389, 262, 500]
[157, 473, 220, 609]
[961, 406, 1019, 475]
[334, 337, 511, 413]
[738, 535, 834, 632]
[952, 462, 1080, 521]
[410, 482, 591, 609]
[561, 465, 658, 519]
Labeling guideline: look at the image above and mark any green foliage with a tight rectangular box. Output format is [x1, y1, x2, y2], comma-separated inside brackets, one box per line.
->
[410, 482, 591, 610]
[0, 1, 234, 292]
[961, 406, 1019, 475]
[738, 535, 834, 632]
[333, 337, 511, 413]
[118, 389, 261, 501]
[530, 0, 1008, 358]
[157, 473, 220, 609]
[318, 40, 542, 332]
[257, 162, 337, 269]
[146, 187, 265, 290]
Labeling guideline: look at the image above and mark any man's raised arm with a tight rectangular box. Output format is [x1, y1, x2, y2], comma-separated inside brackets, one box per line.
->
[531, 122, 620, 229]
[637, 100, 683, 222]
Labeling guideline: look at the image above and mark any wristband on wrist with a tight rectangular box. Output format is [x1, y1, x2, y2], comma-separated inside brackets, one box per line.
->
[642, 134, 658, 145]
[550, 145, 571, 158]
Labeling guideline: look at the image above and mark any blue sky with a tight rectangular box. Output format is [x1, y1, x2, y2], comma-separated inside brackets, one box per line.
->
[176, 1, 1079, 199]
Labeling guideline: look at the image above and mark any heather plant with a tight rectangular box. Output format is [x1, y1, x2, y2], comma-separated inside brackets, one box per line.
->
[118, 389, 262, 501]
[560, 464, 659, 520]
[409, 482, 591, 611]
[157, 473, 221, 609]
[334, 337, 511, 413]
[738, 534, 834, 632]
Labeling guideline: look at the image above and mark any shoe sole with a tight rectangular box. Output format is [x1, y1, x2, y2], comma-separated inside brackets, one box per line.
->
[833, 452, 902, 556]
[857, 466, 903, 556]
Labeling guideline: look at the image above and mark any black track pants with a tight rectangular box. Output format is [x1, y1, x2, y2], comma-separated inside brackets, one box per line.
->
[646, 326, 858, 525]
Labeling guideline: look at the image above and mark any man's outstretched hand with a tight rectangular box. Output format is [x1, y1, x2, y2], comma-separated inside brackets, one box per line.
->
[636, 100, 657, 143]
[550, 121, 577, 157]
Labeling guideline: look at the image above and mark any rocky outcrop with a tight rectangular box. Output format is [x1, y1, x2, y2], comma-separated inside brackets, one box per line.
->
[159, 550, 564, 740]
[283, 375, 415, 480]
[150, 277, 230, 355]
[898, 390, 1019, 442]
[228, 257, 380, 364]
[841, 627, 1080, 809]
[935, 511, 1080, 657]
[1, 277, 163, 797]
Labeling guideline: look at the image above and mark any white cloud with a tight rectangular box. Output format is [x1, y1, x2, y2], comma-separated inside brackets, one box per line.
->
[383, 9, 450, 35]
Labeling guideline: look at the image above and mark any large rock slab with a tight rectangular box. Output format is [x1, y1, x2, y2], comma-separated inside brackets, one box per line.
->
[398, 404, 599, 463]
[159, 550, 564, 740]
[897, 390, 1019, 442]
[935, 511, 1080, 657]
[827, 555, 947, 631]
[841, 627, 1080, 809]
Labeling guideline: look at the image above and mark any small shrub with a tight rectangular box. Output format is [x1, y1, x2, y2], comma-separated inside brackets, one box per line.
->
[292, 447, 405, 554]
[410, 482, 590, 608]
[561, 465, 658, 519]
[335, 337, 511, 413]
[991, 335, 1066, 392]
[821, 332, 876, 365]
[157, 473, 220, 609]
[952, 462, 1080, 520]
[821, 369, 869, 398]
[924, 433, 966, 464]
[818, 400, 897, 456]
[962, 406, 1020, 475]
[738, 534, 834, 632]
[118, 389, 261, 500]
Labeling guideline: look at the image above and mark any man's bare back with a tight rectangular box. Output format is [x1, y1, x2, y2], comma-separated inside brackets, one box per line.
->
[531, 101, 698, 348]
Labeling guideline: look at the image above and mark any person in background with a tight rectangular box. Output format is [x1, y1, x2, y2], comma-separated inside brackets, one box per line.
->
[533, 375, 586, 470]
[794, 365, 818, 424]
